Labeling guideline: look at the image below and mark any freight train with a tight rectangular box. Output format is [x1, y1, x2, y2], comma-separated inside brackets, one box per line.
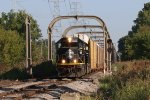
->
[55, 34, 104, 77]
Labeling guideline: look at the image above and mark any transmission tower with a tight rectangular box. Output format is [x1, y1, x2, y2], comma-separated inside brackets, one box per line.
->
[68, 0, 86, 36]
[50, 0, 65, 41]
[70, 1, 81, 15]
[50, 0, 61, 18]
[50, 0, 65, 28]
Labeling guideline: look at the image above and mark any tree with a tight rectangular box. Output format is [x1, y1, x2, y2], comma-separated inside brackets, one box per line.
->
[0, 27, 24, 66]
[118, 2, 150, 60]
[0, 10, 43, 67]
[0, 10, 42, 41]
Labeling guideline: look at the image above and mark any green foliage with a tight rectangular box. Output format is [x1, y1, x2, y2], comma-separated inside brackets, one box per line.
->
[0, 10, 41, 40]
[0, 27, 24, 66]
[98, 61, 150, 100]
[0, 10, 44, 64]
[31, 39, 48, 63]
[119, 32, 150, 60]
[115, 80, 150, 100]
[118, 2, 150, 60]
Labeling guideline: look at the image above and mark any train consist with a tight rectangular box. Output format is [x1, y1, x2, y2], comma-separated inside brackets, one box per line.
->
[55, 34, 105, 77]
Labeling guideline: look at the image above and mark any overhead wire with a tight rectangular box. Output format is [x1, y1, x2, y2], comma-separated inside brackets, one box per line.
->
[47, 0, 53, 17]
[64, 0, 69, 15]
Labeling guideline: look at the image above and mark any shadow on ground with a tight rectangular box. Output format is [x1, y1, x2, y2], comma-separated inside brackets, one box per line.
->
[0, 61, 57, 80]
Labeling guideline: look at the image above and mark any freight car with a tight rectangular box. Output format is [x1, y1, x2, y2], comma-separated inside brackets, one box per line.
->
[55, 34, 104, 77]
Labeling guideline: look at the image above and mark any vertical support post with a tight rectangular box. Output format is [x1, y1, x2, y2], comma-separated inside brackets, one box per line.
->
[25, 16, 32, 76]
[29, 25, 32, 76]
[109, 50, 112, 71]
[48, 29, 49, 60]
[41, 39, 43, 60]
[107, 39, 112, 72]
[103, 31, 106, 74]
[106, 35, 109, 71]
[48, 29, 52, 61]
[110, 43, 113, 72]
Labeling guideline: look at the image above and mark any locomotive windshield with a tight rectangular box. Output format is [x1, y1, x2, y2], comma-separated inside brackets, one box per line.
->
[57, 37, 78, 48]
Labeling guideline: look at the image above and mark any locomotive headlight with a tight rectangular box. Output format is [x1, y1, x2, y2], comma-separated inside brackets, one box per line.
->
[62, 59, 66, 64]
[73, 59, 77, 63]
[68, 37, 72, 43]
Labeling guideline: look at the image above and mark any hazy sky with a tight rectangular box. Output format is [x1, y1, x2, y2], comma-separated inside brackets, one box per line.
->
[0, 0, 150, 48]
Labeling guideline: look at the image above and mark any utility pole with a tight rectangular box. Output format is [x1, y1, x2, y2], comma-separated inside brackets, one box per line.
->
[25, 16, 32, 77]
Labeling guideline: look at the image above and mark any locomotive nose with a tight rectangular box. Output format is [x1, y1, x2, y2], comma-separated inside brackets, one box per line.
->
[66, 49, 74, 59]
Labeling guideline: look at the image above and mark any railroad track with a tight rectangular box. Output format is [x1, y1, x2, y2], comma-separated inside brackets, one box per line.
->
[0, 79, 73, 99]
[0, 70, 104, 99]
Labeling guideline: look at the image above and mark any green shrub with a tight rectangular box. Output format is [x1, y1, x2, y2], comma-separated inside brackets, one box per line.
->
[98, 61, 150, 100]
[115, 80, 150, 100]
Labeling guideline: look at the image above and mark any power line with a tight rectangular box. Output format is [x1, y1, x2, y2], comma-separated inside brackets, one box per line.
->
[64, 0, 69, 15]
[47, 0, 53, 17]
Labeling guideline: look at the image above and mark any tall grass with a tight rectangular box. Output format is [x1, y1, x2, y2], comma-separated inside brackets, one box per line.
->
[98, 60, 150, 100]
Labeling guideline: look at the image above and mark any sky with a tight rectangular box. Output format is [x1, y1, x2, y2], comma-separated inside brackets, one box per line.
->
[0, 0, 150, 49]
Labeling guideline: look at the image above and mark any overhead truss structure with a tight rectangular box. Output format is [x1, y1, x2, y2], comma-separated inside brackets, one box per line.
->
[48, 15, 113, 74]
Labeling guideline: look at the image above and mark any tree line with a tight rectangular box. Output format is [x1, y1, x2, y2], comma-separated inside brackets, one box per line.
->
[0, 10, 48, 69]
[118, 2, 150, 61]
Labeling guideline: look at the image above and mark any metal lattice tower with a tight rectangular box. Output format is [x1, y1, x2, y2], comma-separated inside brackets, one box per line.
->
[70, 1, 81, 15]
[50, 0, 60, 18]
[50, 0, 61, 27]
[69, 1, 86, 26]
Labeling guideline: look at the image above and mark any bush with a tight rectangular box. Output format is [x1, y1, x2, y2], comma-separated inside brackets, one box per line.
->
[98, 61, 150, 100]
[115, 80, 150, 100]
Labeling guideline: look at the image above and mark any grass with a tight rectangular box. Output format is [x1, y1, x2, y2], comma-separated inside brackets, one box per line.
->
[97, 60, 150, 100]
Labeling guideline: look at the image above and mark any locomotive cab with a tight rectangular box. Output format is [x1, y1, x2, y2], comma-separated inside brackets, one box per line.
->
[55, 36, 89, 77]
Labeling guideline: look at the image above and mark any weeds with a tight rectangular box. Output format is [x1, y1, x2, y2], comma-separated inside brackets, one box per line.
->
[98, 60, 150, 100]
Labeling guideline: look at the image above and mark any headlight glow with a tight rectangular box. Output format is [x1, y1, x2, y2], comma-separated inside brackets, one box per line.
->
[62, 59, 66, 64]
[73, 59, 77, 63]
[68, 37, 72, 43]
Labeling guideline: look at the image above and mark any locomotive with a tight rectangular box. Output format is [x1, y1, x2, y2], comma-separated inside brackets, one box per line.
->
[55, 34, 104, 77]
